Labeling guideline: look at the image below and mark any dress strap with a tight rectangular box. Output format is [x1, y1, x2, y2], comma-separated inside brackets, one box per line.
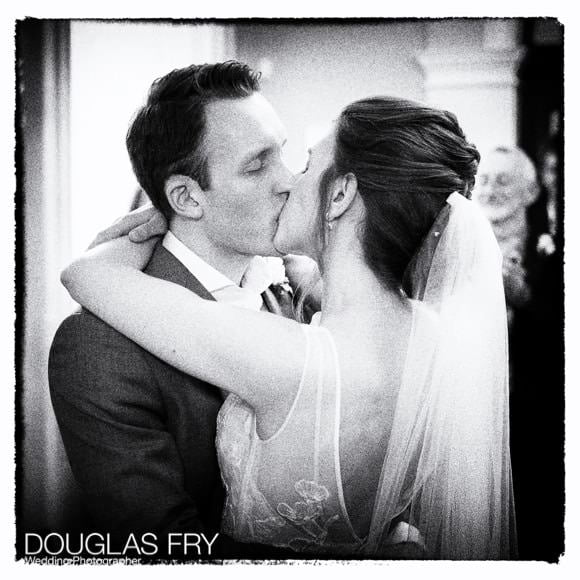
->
[255, 323, 313, 443]
[320, 327, 363, 543]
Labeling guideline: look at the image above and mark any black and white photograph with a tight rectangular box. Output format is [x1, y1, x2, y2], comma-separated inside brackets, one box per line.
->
[9, 8, 572, 572]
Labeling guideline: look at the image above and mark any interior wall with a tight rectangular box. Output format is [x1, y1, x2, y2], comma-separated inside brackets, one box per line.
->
[17, 20, 76, 540]
[69, 21, 236, 256]
[235, 20, 524, 170]
[419, 19, 523, 156]
[235, 22, 426, 171]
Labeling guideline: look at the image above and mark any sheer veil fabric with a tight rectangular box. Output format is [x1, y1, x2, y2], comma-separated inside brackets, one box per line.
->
[364, 192, 517, 558]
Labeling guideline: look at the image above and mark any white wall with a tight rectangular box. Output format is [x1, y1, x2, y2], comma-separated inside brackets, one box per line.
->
[418, 19, 523, 155]
[235, 20, 523, 171]
[69, 22, 235, 255]
[235, 22, 426, 172]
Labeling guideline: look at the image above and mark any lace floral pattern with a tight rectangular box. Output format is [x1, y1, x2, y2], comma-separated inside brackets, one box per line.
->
[276, 480, 340, 551]
[217, 345, 364, 557]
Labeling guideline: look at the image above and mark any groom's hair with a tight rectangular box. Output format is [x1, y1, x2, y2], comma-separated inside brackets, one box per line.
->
[126, 61, 261, 218]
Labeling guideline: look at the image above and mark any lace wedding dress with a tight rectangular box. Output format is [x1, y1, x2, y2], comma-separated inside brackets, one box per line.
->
[216, 193, 517, 559]
[217, 324, 370, 556]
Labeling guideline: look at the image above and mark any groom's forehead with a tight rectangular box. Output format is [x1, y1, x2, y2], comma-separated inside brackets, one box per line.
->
[203, 95, 285, 158]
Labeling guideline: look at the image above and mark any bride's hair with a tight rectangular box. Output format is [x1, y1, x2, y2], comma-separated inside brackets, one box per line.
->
[322, 97, 480, 291]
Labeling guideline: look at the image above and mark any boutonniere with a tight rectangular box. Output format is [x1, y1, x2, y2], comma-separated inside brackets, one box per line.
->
[264, 257, 293, 294]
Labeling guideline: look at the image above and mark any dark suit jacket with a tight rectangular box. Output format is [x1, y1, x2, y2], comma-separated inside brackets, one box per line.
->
[49, 243, 293, 559]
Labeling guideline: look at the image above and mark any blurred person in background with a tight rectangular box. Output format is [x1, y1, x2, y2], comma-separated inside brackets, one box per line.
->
[472, 146, 540, 329]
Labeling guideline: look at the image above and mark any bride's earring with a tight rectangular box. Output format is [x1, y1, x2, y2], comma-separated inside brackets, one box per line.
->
[325, 212, 334, 231]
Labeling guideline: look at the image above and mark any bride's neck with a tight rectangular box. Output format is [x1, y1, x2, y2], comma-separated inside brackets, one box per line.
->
[319, 219, 402, 320]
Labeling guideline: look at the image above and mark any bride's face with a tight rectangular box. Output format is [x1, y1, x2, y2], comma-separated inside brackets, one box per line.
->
[273, 132, 335, 258]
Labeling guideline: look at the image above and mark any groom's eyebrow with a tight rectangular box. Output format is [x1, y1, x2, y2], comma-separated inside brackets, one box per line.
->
[240, 139, 288, 166]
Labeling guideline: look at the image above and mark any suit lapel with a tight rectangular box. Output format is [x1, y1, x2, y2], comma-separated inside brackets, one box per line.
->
[146, 244, 298, 320]
[144, 243, 216, 301]
[143, 242, 229, 401]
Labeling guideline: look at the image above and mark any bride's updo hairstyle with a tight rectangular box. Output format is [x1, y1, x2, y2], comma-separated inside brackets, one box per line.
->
[326, 97, 480, 291]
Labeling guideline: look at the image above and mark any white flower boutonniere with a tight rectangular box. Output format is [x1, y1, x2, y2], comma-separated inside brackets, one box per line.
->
[263, 257, 292, 292]
[242, 256, 291, 294]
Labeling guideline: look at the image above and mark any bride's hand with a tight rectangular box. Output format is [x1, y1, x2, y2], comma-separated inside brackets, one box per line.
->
[88, 204, 167, 250]
[63, 235, 159, 305]
[65, 204, 164, 302]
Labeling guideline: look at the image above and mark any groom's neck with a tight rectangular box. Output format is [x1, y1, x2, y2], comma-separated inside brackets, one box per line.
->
[168, 221, 252, 286]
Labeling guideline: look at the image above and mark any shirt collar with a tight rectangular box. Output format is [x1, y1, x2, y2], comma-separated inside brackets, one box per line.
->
[162, 231, 235, 293]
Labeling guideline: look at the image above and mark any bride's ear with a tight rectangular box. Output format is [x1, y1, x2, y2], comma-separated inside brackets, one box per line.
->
[327, 173, 359, 222]
[164, 175, 204, 220]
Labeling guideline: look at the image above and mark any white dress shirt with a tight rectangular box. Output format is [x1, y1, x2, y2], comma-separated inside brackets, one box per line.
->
[162, 231, 283, 311]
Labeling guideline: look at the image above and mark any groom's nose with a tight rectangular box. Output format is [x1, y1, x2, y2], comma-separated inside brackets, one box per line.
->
[274, 164, 294, 195]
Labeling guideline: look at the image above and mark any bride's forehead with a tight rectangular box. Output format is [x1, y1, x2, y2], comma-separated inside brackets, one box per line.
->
[311, 132, 335, 162]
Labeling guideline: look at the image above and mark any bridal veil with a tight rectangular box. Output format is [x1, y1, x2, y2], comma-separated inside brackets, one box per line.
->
[364, 192, 517, 559]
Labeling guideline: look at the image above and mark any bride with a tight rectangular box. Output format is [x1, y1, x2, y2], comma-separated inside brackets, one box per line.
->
[62, 96, 516, 559]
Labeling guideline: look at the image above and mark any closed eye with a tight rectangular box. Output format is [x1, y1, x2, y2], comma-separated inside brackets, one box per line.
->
[246, 158, 265, 173]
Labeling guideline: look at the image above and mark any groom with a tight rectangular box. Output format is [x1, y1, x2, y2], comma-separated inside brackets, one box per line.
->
[49, 62, 296, 560]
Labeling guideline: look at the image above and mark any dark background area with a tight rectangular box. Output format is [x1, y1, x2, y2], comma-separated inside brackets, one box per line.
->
[510, 19, 564, 562]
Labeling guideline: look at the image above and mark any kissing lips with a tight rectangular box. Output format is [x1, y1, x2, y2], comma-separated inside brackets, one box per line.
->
[272, 197, 290, 255]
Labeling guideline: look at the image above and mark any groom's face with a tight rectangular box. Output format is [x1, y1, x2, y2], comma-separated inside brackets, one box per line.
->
[199, 93, 292, 257]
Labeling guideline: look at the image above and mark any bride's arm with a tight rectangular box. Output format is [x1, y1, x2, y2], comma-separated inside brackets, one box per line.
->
[62, 237, 306, 415]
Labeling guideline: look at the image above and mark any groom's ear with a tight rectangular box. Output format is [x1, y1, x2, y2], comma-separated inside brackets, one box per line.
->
[327, 172, 359, 222]
[164, 175, 204, 220]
